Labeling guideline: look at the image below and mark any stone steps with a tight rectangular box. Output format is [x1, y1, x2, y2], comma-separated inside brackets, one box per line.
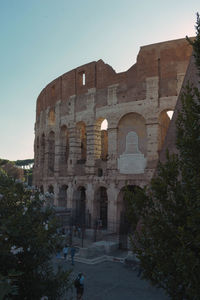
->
[74, 254, 125, 265]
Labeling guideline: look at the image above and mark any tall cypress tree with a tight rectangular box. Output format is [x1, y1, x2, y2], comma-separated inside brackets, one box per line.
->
[128, 14, 200, 300]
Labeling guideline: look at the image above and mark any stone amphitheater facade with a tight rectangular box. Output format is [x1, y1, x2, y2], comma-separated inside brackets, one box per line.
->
[33, 38, 192, 231]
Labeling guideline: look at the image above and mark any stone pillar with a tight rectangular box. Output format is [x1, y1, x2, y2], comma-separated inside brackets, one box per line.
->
[107, 84, 118, 106]
[146, 119, 159, 170]
[67, 182, 74, 210]
[107, 127, 118, 174]
[53, 182, 59, 206]
[85, 183, 95, 227]
[67, 124, 79, 175]
[85, 124, 97, 175]
[54, 101, 61, 177]
[107, 183, 119, 232]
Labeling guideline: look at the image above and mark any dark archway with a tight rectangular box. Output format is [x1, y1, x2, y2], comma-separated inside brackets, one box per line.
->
[74, 187, 86, 225]
[58, 185, 68, 207]
[96, 187, 108, 229]
[118, 185, 137, 249]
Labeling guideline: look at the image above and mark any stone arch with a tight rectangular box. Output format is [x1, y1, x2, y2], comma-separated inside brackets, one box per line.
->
[48, 108, 55, 126]
[58, 184, 68, 207]
[117, 112, 147, 156]
[95, 118, 108, 161]
[73, 186, 86, 225]
[158, 109, 174, 151]
[59, 125, 69, 176]
[117, 113, 147, 174]
[117, 185, 139, 249]
[95, 186, 108, 229]
[47, 131, 55, 175]
[76, 122, 87, 162]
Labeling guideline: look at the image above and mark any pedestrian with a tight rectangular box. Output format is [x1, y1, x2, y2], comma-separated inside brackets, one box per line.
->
[74, 272, 84, 300]
[70, 245, 76, 265]
[63, 244, 68, 260]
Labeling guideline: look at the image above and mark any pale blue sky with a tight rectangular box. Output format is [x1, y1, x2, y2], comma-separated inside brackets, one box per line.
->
[0, 0, 199, 160]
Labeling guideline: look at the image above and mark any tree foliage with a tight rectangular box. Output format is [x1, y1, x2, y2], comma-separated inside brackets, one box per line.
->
[0, 170, 71, 299]
[127, 14, 200, 300]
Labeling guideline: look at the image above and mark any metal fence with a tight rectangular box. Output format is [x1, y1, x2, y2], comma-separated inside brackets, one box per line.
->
[55, 209, 132, 250]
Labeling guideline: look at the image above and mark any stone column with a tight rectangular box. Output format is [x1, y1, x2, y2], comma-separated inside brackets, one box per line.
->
[67, 182, 74, 210]
[107, 126, 118, 175]
[146, 119, 159, 171]
[67, 124, 80, 175]
[53, 182, 59, 206]
[54, 101, 61, 177]
[85, 124, 97, 175]
[85, 183, 95, 227]
[85, 88, 96, 175]
[107, 183, 119, 232]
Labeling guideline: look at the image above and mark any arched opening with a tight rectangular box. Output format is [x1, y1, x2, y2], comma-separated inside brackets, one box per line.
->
[117, 185, 137, 249]
[73, 186, 86, 225]
[96, 187, 108, 229]
[48, 185, 54, 194]
[158, 110, 174, 151]
[48, 131, 55, 175]
[48, 108, 55, 126]
[117, 113, 147, 174]
[40, 185, 44, 193]
[76, 122, 87, 163]
[59, 125, 69, 175]
[40, 133, 45, 168]
[94, 118, 108, 160]
[58, 185, 68, 207]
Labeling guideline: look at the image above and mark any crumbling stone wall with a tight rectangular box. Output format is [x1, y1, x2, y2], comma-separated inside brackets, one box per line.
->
[33, 38, 192, 231]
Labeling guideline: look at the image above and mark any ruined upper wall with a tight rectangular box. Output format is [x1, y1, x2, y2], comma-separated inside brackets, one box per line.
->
[159, 53, 199, 163]
[36, 38, 193, 117]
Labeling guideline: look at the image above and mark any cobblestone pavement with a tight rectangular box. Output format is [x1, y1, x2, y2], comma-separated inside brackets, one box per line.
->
[58, 259, 169, 300]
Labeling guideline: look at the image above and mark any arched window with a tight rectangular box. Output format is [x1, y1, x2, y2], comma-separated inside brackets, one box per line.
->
[48, 131, 55, 174]
[94, 118, 108, 160]
[48, 109, 55, 126]
[158, 110, 174, 151]
[40, 134, 45, 167]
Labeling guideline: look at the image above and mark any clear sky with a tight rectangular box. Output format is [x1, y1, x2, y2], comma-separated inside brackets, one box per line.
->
[0, 0, 199, 161]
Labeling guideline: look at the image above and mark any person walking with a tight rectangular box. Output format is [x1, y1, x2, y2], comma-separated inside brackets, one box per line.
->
[63, 244, 68, 260]
[74, 272, 84, 300]
[70, 245, 76, 265]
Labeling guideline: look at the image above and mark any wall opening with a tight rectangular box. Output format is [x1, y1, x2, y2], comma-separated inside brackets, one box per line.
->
[79, 71, 86, 86]
[95, 118, 108, 160]
[47, 131, 55, 175]
[158, 109, 174, 151]
[74, 186, 86, 225]
[58, 185, 68, 207]
[96, 187, 108, 229]
[40, 134, 45, 168]
[48, 109, 55, 126]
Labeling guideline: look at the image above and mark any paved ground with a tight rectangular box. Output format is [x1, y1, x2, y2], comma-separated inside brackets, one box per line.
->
[57, 259, 169, 300]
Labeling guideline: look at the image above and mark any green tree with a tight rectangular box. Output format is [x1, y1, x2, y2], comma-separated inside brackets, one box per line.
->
[0, 170, 71, 299]
[127, 14, 200, 300]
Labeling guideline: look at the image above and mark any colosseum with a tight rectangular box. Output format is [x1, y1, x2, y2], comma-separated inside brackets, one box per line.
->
[33, 38, 192, 234]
